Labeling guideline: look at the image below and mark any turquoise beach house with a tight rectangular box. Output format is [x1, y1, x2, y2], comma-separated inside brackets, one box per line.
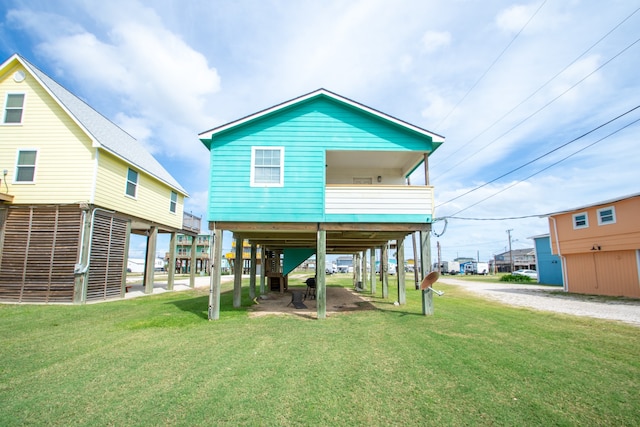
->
[199, 89, 444, 319]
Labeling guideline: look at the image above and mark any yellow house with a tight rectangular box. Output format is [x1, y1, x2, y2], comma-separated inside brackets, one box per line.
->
[0, 53, 194, 303]
[547, 193, 640, 298]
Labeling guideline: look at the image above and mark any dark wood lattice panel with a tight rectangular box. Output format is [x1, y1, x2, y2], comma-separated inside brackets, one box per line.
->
[0, 206, 82, 302]
[85, 213, 127, 301]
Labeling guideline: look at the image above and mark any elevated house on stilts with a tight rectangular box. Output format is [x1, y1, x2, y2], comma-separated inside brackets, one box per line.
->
[0, 54, 196, 303]
[199, 89, 444, 319]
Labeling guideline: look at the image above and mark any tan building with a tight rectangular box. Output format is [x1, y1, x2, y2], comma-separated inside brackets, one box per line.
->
[547, 193, 640, 297]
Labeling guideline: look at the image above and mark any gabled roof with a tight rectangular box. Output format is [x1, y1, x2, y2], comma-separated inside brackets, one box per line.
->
[1, 54, 187, 196]
[198, 88, 445, 150]
[544, 192, 640, 217]
[495, 248, 535, 257]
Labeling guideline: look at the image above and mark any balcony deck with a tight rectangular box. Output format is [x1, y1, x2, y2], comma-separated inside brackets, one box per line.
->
[325, 184, 433, 218]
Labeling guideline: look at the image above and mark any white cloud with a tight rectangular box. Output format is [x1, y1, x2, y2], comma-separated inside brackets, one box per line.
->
[399, 54, 413, 73]
[420, 94, 454, 125]
[114, 112, 154, 151]
[421, 30, 451, 53]
[184, 190, 209, 220]
[546, 54, 603, 103]
[8, 1, 220, 162]
[495, 3, 539, 34]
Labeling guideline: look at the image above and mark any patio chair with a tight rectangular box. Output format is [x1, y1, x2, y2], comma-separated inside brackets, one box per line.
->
[288, 291, 307, 309]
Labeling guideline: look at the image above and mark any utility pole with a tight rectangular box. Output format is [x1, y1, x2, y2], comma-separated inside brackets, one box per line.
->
[437, 241, 442, 273]
[506, 229, 514, 273]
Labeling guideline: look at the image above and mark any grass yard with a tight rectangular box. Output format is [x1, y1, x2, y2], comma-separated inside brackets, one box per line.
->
[1, 276, 639, 426]
[442, 273, 513, 283]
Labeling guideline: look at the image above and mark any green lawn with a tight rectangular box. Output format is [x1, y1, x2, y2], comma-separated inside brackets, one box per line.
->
[1, 276, 638, 426]
[441, 273, 514, 283]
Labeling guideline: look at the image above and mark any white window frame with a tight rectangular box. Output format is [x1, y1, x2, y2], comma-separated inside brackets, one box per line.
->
[597, 206, 616, 226]
[250, 146, 284, 187]
[3, 92, 26, 124]
[14, 148, 38, 183]
[125, 168, 139, 198]
[572, 212, 588, 229]
[169, 191, 177, 213]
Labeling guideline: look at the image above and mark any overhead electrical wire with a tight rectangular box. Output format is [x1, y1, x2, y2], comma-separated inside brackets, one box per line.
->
[432, 0, 548, 131]
[434, 5, 640, 169]
[436, 34, 640, 180]
[440, 114, 640, 218]
[436, 104, 640, 208]
[441, 214, 543, 221]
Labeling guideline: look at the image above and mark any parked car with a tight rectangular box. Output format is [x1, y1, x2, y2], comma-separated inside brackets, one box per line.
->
[513, 269, 538, 280]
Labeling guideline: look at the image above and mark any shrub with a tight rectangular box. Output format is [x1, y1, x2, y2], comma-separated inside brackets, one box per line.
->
[500, 274, 533, 283]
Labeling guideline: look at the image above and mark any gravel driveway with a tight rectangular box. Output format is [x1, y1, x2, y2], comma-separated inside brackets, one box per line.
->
[438, 277, 640, 327]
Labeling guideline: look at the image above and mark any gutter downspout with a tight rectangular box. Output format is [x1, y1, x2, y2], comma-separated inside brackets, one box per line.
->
[550, 216, 568, 292]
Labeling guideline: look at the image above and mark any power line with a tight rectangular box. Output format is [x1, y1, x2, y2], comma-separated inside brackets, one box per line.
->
[436, 34, 640, 179]
[442, 115, 640, 218]
[434, 5, 640, 168]
[433, 0, 548, 131]
[438, 214, 543, 221]
[436, 104, 640, 208]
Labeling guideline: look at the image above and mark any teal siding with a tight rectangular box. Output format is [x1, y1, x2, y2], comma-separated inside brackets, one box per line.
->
[208, 97, 435, 223]
[534, 236, 564, 286]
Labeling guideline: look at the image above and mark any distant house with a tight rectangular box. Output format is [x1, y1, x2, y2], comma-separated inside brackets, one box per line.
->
[530, 234, 563, 286]
[199, 89, 444, 318]
[0, 54, 194, 303]
[546, 193, 640, 297]
[493, 248, 536, 273]
[335, 256, 353, 273]
[225, 238, 263, 274]
[172, 233, 212, 274]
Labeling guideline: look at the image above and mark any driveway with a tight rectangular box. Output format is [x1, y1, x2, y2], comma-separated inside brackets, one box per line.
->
[438, 277, 640, 327]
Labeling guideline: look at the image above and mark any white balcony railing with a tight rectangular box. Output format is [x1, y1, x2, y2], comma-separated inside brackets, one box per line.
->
[182, 212, 201, 233]
[325, 185, 434, 216]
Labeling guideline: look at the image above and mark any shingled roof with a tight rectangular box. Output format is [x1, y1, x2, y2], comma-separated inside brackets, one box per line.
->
[4, 54, 187, 196]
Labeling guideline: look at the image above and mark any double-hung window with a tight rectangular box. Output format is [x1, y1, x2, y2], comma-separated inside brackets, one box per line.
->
[597, 206, 616, 225]
[126, 168, 138, 198]
[251, 147, 284, 186]
[4, 93, 25, 124]
[170, 191, 177, 213]
[15, 149, 37, 182]
[572, 212, 588, 229]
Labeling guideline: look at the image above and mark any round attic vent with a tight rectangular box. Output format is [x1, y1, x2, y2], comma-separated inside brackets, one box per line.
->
[13, 70, 26, 82]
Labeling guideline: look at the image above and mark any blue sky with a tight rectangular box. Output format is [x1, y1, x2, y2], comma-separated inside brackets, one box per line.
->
[1, 0, 639, 262]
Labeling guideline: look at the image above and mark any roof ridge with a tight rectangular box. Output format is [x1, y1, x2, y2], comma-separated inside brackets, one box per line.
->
[199, 88, 445, 145]
[16, 54, 139, 143]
